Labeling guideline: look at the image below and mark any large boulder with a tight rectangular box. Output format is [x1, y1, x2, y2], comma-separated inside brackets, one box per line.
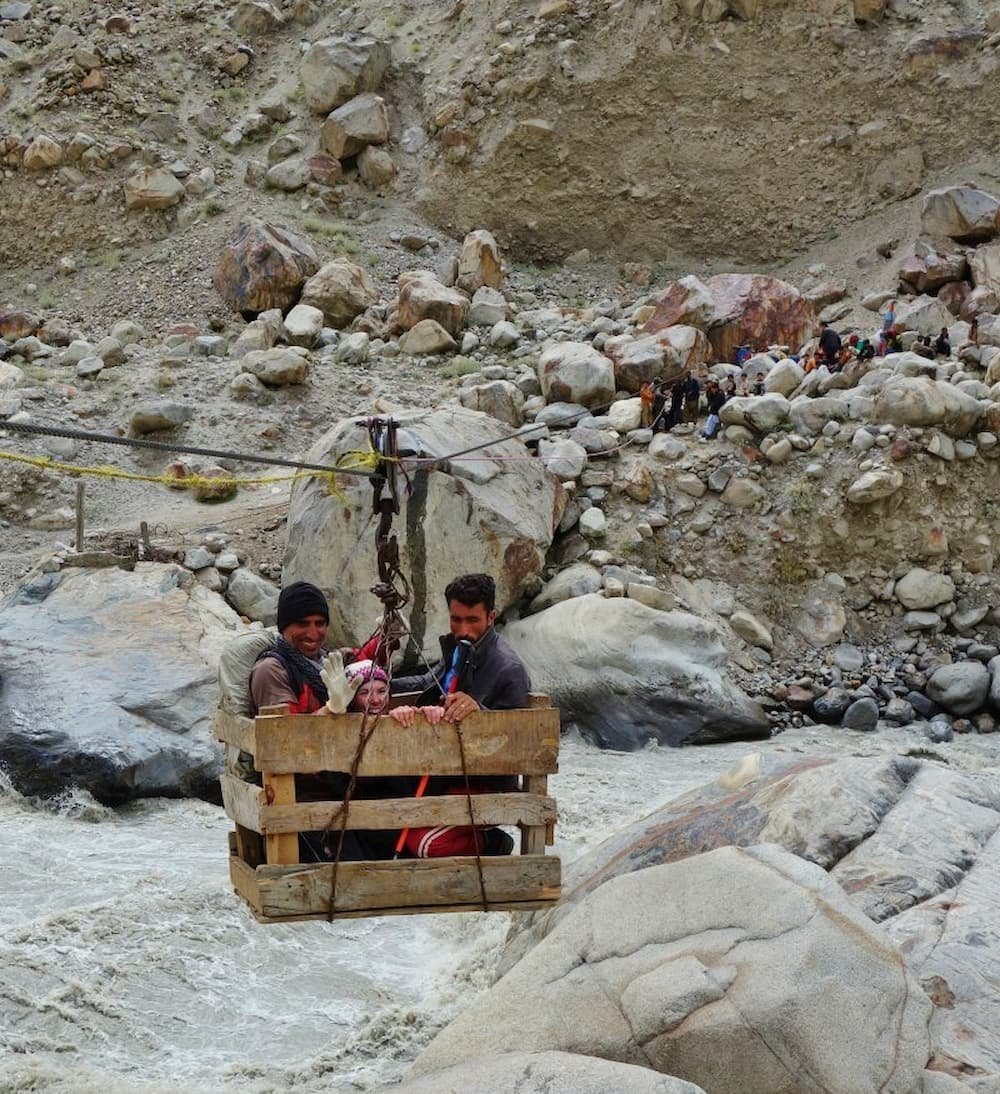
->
[503, 594, 769, 750]
[892, 293, 954, 337]
[0, 563, 239, 803]
[537, 342, 616, 408]
[397, 1052, 704, 1094]
[514, 750, 1000, 934]
[411, 844, 932, 1094]
[846, 468, 904, 504]
[300, 259, 379, 328]
[884, 810, 1000, 1082]
[641, 274, 715, 332]
[762, 358, 804, 396]
[123, 167, 185, 210]
[398, 319, 457, 355]
[926, 661, 990, 715]
[283, 407, 563, 660]
[969, 240, 1000, 293]
[0, 309, 41, 341]
[873, 377, 982, 436]
[459, 379, 524, 426]
[657, 324, 711, 372]
[319, 93, 389, 159]
[645, 275, 815, 362]
[898, 241, 968, 293]
[457, 229, 503, 293]
[894, 566, 955, 610]
[213, 222, 319, 317]
[788, 394, 849, 434]
[300, 34, 390, 114]
[921, 186, 1000, 242]
[719, 393, 791, 433]
[603, 333, 680, 393]
[704, 275, 815, 363]
[395, 271, 469, 336]
[241, 347, 309, 387]
[129, 400, 193, 434]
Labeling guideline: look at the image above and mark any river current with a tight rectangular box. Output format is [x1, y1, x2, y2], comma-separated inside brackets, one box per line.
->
[7, 726, 990, 1092]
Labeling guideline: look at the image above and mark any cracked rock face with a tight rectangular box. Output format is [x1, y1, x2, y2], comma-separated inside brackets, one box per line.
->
[0, 563, 239, 803]
[496, 751, 1000, 1086]
[394, 1050, 706, 1094]
[410, 844, 932, 1094]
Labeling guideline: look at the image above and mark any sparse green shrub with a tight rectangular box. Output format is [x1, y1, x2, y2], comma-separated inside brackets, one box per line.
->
[439, 356, 479, 379]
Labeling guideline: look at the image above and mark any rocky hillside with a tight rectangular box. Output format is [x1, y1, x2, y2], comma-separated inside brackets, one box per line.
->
[4, 0, 1000, 326]
[5, 0, 1000, 746]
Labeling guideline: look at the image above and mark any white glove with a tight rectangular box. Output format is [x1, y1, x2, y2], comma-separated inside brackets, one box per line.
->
[319, 651, 362, 714]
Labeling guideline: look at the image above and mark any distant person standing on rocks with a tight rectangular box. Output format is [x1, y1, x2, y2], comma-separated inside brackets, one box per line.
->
[934, 327, 951, 357]
[683, 373, 701, 423]
[752, 372, 766, 395]
[700, 380, 728, 440]
[667, 374, 686, 430]
[650, 377, 667, 432]
[970, 317, 979, 346]
[883, 300, 896, 332]
[640, 379, 656, 428]
[818, 321, 842, 371]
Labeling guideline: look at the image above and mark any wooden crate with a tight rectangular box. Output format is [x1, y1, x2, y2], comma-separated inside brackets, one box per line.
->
[216, 701, 561, 923]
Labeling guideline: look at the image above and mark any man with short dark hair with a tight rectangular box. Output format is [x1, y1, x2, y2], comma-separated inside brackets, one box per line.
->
[391, 572, 530, 722]
[391, 573, 529, 858]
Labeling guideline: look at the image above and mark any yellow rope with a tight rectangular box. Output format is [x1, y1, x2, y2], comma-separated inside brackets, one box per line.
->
[0, 448, 382, 496]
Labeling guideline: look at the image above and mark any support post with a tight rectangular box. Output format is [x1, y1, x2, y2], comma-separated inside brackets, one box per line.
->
[74, 481, 84, 550]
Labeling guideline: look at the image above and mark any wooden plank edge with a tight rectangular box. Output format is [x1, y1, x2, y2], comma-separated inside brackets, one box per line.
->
[259, 792, 557, 834]
[252, 708, 560, 776]
[247, 896, 562, 924]
[254, 853, 560, 879]
[215, 708, 255, 753]
[221, 773, 265, 831]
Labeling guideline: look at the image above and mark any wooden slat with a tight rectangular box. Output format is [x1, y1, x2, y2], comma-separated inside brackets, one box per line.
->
[521, 775, 548, 855]
[230, 851, 261, 908]
[247, 898, 561, 923]
[221, 774, 266, 831]
[527, 693, 552, 708]
[215, 708, 256, 753]
[263, 772, 298, 865]
[252, 707, 560, 776]
[254, 855, 561, 917]
[236, 824, 265, 867]
[258, 792, 556, 834]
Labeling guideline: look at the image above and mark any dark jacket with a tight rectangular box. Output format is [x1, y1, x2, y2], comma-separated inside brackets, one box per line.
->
[392, 627, 531, 710]
[707, 389, 727, 415]
[819, 327, 842, 355]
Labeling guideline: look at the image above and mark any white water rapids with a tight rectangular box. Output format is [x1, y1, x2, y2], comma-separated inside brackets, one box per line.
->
[6, 725, 992, 1091]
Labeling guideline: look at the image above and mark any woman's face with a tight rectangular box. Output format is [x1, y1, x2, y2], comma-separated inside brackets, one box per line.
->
[352, 678, 389, 713]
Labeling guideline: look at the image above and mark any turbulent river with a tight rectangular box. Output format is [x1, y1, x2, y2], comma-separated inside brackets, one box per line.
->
[7, 725, 989, 1092]
[0, 733, 770, 1092]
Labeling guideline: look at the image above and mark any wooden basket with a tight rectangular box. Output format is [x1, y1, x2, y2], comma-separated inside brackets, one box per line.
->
[215, 698, 561, 923]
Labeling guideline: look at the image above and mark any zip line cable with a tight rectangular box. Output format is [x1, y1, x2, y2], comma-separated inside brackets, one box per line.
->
[0, 393, 628, 488]
[0, 419, 379, 477]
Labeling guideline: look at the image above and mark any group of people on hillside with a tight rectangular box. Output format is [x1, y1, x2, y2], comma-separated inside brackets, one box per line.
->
[639, 371, 764, 439]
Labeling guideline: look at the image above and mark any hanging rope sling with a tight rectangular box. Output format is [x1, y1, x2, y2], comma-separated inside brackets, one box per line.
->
[319, 417, 489, 920]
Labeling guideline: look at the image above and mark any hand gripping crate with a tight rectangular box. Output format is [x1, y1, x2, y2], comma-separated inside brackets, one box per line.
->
[215, 698, 561, 923]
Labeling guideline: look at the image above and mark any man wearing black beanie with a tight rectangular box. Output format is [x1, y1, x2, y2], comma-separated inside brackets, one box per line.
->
[249, 581, 358, 716]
